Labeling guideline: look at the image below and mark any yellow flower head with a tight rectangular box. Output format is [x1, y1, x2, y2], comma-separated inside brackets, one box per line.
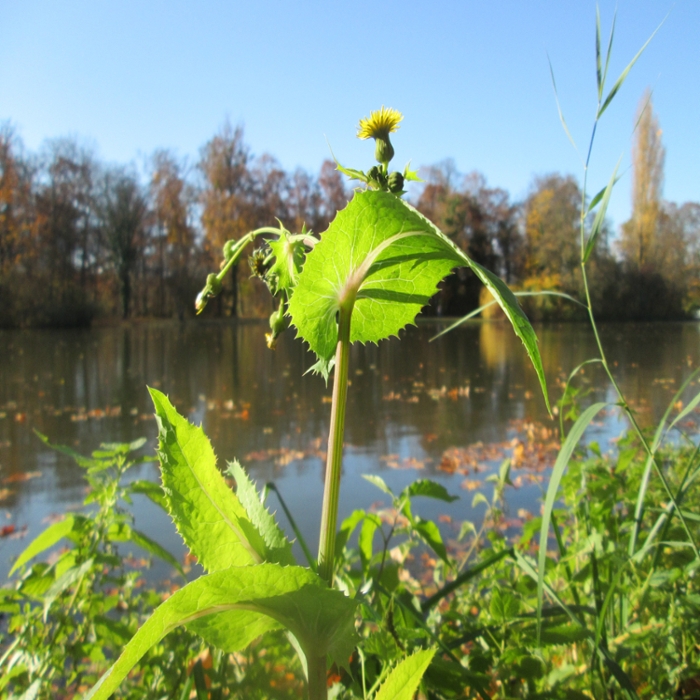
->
[357, 106, 403, 140]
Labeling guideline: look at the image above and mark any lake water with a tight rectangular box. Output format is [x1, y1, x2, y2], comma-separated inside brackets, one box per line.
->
[0, 320, 698, 582]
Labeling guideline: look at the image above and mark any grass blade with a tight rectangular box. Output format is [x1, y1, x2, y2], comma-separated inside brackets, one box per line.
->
[430, 290, 584, 342]
[421, 548, 512, 613]
[598, 17, 664, 119]
[629, 367, 700, 556]
[548, 55, 579, 157]
[537, 402, 609, 641]
[264, 482, 316, 570]
[601, 10, 616, 94]
[584, 157, 621, 262]
[595, 6, 603, 100]
[667, 386, 700, 433]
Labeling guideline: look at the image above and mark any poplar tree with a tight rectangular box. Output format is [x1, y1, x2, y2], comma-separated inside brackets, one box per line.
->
[620, 90, 665, 268]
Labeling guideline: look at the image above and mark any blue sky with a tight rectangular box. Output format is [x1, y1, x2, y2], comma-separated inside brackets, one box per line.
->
[1, 1, 698, 233]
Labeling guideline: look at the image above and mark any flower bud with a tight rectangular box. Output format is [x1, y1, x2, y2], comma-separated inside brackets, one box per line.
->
[374, 136, 395, 167]
[223, 240, 236, 261]
[266, 304, 287, 349]
[388, 171, 404, 193]
[206, 273, 222, 297]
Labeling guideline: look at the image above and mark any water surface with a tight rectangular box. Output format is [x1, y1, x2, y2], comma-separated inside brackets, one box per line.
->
[0, 320, 698, 580]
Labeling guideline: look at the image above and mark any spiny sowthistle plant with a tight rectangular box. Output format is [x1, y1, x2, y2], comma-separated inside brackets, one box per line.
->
[80, 106, 548, 700]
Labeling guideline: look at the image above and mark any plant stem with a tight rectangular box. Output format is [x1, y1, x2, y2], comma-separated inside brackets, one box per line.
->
[317, 306, 352, 585]
[307, 654, 328, 700]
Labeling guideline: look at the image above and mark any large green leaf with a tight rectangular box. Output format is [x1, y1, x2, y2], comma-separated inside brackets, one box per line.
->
[84, 564, 358, 700]
[289, 190, 460, 361]
[149, 388, 267, 571]
[289, 190, 549, 411]
[374, 647, 436, 700]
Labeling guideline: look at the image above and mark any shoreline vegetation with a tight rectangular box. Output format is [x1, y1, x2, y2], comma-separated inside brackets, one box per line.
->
[1, 91, 698, 331]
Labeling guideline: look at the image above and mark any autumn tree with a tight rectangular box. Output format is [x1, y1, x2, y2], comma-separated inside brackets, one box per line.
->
[0, 126, 39, 326]
[415, 163, 521, 315]
[33, 139, 100, 322]
[0, 128, 34, 270]
[657, 201, 700, 313]
[150, 150, 197, 316]
[98, 170, 147, 319]
[524, 173, 581, 282]
[620, 91, 665, 269]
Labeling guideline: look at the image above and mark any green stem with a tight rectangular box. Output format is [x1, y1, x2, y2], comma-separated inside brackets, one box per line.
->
[317, 305, 352, 585]
[307, 654, 328, 700]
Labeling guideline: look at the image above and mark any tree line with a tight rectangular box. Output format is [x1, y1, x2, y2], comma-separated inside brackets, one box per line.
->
[1, 93, 697, 328]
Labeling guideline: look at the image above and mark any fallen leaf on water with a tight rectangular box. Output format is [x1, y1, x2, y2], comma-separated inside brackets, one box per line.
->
[461, 479, 482, 491]
[3, 471, 42, 484]
[0, 488, 14, 501]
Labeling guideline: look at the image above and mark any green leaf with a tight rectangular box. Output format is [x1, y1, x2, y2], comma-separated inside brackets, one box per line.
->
[489, 587, 520, 622]
[595, 6, 603, 99]
[431, 290, 584, 341]
[403, 162, 422, 182]
[10, 515, 88, 575]
[335, 162, 369, 183]
[413, 518, 449, 563]
[43, 558, 94, 619]
[584, 158, 620, 262]
[363, 474, 395, 498]
[374, 647, 436, 700]
[149, 388, 267, 571]
[128, 479, 167, 510]
[548, 55, 578, 154]
[598, 18, 663, 119]
[402, 479, 459, 503]
[359, 513, 382, 570]
[226, 460, 295, 566]
[537, 402, 608, 639]
[289, 190, 549, 412]
[667, 387, 700, 433]
[336, 509, 366, 554]
[267, 231, 306, 295]
[34, 430, 102, 469]
[455, 260, 550, 413]
[471, 492, 489, 509]
[289, 190, 461, 362]
[83, 564, 359, 700]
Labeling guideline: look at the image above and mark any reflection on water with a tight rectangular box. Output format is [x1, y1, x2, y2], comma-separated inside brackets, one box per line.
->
[0, 320, 698, 580]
